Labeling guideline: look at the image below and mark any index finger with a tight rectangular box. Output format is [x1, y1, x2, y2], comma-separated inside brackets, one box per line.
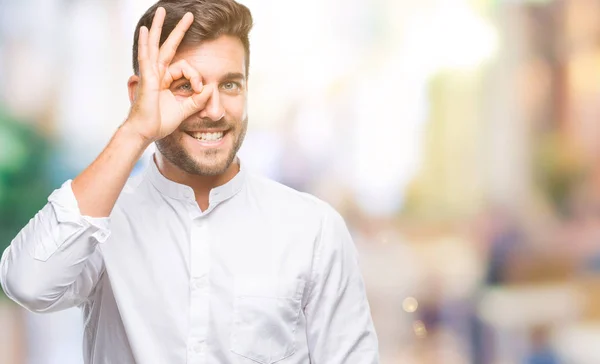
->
[148, 7, 166, 63]
[158, 12, 194, 67]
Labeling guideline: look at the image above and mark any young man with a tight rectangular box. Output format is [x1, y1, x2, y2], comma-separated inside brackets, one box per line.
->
[0, 0, 379, 363]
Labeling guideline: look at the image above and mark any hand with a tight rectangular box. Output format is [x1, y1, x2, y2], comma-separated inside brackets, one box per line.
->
[125, 7, 213, 142]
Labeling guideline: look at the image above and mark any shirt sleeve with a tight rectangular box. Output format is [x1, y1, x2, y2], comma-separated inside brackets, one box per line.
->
[0, 180, 109, 313]
[304, 205, 380, 363]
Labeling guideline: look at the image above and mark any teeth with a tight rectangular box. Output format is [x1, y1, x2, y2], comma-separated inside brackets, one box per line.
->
[190, 132, 224, 141]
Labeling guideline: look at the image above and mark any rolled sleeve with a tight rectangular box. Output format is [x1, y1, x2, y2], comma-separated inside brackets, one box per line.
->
[50, 180, 111, 242]
[0, 180, 108, 312]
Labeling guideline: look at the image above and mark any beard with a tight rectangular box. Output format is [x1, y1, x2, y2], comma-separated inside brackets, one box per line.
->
[155, 116, 247, 176]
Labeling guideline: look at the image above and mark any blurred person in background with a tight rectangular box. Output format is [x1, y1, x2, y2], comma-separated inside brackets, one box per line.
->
[0, 0, 379, 363]
[526, 326, 559, 364]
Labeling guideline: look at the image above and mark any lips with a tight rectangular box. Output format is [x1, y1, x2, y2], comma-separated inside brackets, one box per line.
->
[187, 131, 225, 141]
[183, 129, 230, 147]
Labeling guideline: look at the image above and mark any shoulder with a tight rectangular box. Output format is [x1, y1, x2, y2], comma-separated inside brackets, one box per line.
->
[246, 173, 338, 215]
[122, 170, 146, 195]
[245, 172, 348, 233]
[111, 167, 152, 215]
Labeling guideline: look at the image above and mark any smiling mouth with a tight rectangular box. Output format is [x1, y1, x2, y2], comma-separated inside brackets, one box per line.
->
[185, 130, 227, 142]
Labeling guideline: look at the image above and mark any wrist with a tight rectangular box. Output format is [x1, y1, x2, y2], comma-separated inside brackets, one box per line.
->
[118, 121, 154, 150]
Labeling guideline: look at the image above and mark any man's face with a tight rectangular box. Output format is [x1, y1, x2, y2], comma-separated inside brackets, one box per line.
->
[156, 35, 248, 176]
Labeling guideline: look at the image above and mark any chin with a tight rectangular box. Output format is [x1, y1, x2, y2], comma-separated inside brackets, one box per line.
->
[191, 159, 232, 176]
[180, 150, 237, 176]
[156, 124, 244, 177]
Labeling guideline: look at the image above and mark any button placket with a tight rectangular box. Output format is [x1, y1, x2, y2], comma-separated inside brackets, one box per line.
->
[188, 217, 210, 362]
[193, 341, 205, 353]
[192, 276, 207, 290]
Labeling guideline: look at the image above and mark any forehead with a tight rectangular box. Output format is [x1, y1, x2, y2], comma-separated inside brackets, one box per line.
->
[172, 35, 246, 80]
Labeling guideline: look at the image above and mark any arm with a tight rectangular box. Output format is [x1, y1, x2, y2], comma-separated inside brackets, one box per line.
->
[304, 206, 380, 363]
[0, 182, 108, 312]
[0, 7, 212, 312]
[0, 121, 151, 312]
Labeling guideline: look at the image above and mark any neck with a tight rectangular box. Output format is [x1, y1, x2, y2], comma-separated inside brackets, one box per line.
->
[154, 152, 240, 210]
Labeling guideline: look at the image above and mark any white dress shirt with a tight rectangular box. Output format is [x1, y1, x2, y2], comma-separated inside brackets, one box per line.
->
[0, 158, 379, 364]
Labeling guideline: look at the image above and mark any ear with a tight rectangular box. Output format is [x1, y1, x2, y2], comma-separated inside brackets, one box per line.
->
[127, 75, 140, 105]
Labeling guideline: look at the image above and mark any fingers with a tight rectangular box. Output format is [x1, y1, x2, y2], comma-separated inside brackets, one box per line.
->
[137, 26, 150, 74]
[180, 84, 215, 119]
[164, 60, 210, 118]
[140, 8, 193, 81]
[158, 12, 194, 68]
[148, 7, 166, 63]
[162, 59, 203, 92]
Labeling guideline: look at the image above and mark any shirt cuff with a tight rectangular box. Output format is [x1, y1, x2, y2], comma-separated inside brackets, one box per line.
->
[48, 180, 111, 243]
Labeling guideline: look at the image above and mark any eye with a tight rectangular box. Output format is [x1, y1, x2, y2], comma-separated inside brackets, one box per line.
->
[172, 81, 193, 96]
[177, 82, 192, 92]
[220, 81, 241, 91]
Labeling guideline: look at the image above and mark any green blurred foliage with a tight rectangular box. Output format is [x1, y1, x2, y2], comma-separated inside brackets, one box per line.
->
[0, 107, 54, 298]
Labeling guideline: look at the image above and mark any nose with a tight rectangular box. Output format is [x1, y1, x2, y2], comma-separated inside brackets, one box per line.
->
[199, 85, 225, 121]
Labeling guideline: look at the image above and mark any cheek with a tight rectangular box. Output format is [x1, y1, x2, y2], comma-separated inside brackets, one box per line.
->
[223, 95, 246, 119]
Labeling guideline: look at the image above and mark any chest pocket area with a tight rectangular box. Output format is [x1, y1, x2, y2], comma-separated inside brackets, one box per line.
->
[230, 275, 306, 364]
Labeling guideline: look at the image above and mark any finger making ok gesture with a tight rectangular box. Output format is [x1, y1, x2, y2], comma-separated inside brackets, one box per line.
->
[127, 7, 213, 142]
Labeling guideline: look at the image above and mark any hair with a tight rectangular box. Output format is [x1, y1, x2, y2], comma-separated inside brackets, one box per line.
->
[132, 0, 253, 76]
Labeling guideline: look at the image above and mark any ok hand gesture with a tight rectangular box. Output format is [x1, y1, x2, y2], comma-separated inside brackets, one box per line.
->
[126, 7, 213, 142]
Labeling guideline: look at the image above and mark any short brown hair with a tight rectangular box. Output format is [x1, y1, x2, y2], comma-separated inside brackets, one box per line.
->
[132, 0, 253, 76]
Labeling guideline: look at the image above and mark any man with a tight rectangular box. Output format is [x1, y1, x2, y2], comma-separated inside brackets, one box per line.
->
[0, 0, 379, 363]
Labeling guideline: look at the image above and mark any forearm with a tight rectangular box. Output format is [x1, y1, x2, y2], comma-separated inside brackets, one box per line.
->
[72, 121, 151, 218]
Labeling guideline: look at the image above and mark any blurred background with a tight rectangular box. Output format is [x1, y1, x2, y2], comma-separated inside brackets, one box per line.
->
[1, 0, 600, 363]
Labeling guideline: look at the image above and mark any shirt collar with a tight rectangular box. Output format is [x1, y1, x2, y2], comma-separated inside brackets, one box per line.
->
[145, 154, 246, 204]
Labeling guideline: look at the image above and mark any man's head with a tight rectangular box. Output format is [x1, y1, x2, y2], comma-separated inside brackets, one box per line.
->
[129, 0, 253, 176]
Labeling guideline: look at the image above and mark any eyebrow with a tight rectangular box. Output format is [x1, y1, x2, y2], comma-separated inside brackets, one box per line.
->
[220, 72, 246, 82]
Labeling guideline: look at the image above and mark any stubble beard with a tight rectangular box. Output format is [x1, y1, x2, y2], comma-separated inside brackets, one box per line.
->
[155, 117, 248, 176]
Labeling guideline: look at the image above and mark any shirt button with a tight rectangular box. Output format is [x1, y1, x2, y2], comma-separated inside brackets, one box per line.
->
[93, 231, 109, 242]
[192, 277, 207, 290]
[192, 341, 205, 353]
